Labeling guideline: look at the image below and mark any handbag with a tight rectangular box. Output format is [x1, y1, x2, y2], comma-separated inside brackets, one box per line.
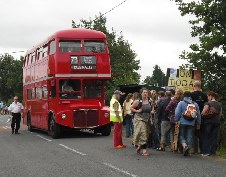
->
[203, 103, 219, 119]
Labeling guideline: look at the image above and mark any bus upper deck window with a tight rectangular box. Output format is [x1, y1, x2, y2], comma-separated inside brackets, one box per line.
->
[84, 41, 106, 53]
[59, 41, 81, 53]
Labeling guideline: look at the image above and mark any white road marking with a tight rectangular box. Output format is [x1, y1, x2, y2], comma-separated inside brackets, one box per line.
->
[6, 118, 11, 123]
[5, 126, 11, 129]
[2, 127, 7, 129]
[103, 162, 139, 177]
[36, 135, 52, 142]
[59, 144, 86, 156]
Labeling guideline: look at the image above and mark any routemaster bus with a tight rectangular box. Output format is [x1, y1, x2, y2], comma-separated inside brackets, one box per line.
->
[22, 29, 111, 138]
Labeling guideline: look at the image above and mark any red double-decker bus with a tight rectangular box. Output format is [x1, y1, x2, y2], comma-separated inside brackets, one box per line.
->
[23, 29, 111, 138]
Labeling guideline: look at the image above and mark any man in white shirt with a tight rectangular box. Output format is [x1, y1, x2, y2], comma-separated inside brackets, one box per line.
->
[8, 96, 24, 134]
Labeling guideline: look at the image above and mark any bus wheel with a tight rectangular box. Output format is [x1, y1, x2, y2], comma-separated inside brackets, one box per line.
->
[27, 113, 33, 132]
[49, 115, 61, 139]
[101, 124, 111, 136]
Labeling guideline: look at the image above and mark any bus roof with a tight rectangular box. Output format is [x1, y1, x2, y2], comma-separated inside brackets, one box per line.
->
[53, 28, 106, 39]
[25, 28, 106, 55]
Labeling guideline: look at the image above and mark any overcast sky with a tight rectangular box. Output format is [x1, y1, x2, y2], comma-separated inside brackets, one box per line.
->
[0, 0, 196, 80]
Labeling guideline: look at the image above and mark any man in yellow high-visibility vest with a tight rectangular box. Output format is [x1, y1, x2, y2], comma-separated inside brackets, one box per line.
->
[110, 90, 126, 148]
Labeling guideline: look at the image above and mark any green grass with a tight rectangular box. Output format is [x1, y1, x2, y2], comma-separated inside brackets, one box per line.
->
[217, 148, 226, 158]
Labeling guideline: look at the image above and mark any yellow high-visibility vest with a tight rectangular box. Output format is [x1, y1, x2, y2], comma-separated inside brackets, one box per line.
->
[110, 97, 123, 123]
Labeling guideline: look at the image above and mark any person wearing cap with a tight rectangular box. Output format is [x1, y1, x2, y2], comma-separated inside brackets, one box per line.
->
[8, 96, 24, 134]
[110, 90, 126, 149]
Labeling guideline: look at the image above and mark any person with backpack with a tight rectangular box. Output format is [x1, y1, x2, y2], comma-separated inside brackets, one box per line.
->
[165, 89, 183, 152]
[131, 88, 151, 156]
[201, 91, 222, 156]
[175, 91, 201, 156]
[156, 91, 172, 151]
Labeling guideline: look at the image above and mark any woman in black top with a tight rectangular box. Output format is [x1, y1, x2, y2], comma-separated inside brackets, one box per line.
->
[201, 91, 222, 156]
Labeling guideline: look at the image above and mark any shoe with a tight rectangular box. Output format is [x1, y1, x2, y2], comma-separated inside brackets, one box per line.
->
[201, 154, 210, 157]
[114, 145, 124, 149]
[141, 151, 150, 156]
[156, 147, 165, 151]
[183, 146, 189, 156]
[12, 129, 14, 134]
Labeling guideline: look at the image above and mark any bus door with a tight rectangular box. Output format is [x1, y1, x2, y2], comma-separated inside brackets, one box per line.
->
[41, 85, 49, 129]
[48, 79, 57, 115]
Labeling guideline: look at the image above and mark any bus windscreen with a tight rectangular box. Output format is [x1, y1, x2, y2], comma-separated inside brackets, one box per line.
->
[59, 41, 82, 53]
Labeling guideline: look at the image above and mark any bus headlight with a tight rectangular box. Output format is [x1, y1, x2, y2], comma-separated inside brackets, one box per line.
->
[104, 112, 109, 118]
[61, 113, 67, 119]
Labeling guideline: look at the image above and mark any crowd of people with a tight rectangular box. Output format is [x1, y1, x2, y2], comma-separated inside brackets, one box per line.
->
[110, 81, 223, 157]
[0, 101, 9, 115]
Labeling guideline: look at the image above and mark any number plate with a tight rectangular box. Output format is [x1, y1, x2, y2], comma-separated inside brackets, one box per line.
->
[71, 65, 96, 70]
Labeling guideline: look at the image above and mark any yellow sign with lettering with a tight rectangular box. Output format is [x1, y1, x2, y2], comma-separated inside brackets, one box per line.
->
[167, 69, 201, 92]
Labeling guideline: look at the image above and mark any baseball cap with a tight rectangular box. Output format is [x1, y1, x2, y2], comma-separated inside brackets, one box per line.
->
[114, 90, 124, 95]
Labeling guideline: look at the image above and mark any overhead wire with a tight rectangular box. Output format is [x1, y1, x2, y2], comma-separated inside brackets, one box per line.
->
[100, 0, 129, 18]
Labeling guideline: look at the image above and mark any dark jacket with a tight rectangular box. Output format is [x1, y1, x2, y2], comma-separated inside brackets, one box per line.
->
[157, 98, 171, 122]
[191, 91, 208, 112]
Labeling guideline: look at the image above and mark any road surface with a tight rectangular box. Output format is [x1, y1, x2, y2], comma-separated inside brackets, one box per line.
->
[0, 115, 225, 177]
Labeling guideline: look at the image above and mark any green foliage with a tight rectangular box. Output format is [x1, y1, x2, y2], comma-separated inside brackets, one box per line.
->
[72, 14, 140, 103]
[0, 54, 23, 103]
[143, 65, 166, 87]
[173, 0, 226, 113]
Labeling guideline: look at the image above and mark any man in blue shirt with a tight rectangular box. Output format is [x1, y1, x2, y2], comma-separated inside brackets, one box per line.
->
[175, 91, 201, 156]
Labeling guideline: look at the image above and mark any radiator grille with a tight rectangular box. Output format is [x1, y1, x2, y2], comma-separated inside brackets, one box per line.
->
[73, 109, 99, 128]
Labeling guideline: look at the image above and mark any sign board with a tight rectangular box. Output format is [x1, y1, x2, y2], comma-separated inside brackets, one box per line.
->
[167, 68, 201, 92]
[80, 56, 96, 64]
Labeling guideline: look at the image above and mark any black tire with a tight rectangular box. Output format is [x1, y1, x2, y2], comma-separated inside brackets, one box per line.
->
[101, 124, 111, 136]
[27, 113, 33, 132]
[49, 115, 61, 139]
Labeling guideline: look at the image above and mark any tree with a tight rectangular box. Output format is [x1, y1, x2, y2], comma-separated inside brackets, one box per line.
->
[173, 0, 226, 96]
[143, 65, 166, 87]
[143, 76, 152, 85]
[72, 14, 140, 102]
[0, 54, 23, 103]
[173, 0, 226, 147]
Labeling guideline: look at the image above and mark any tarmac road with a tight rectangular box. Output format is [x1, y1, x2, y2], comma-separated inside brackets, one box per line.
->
[0, 115, 226, 177]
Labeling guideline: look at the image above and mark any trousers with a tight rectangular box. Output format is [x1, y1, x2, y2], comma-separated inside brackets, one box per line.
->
[202, 123, 219, 154]
[113, 122, 123, 147]
[179, 124, 194, 149]
[11, 113, 21, 132]
[160, 121, 172, 144]
[124, 114, 133, 137]
[133, 118, 148, 147]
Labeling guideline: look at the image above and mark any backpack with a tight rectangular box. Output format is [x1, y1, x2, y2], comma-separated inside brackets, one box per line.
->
[182, 101, 198, 121]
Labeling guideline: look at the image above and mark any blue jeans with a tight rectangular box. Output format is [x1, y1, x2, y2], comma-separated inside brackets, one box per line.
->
[179, 124, 194, 149]
[124, 114, 133, 137]
[202, 123, 219, 154]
